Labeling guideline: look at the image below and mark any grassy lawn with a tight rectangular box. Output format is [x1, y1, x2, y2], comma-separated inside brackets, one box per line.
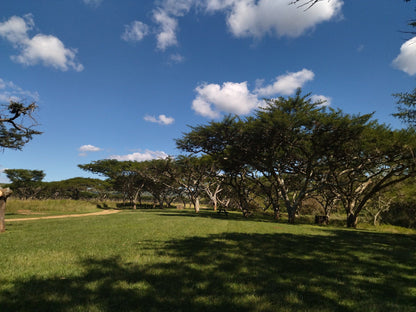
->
[0, 208, 415, 311]
[4, 199, 107, 218]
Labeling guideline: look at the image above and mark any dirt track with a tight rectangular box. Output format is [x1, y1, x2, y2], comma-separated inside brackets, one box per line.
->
[6, 209, 121, 222]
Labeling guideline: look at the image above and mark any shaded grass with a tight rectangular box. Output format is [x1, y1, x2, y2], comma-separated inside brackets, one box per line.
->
[0, 209, 415, 311]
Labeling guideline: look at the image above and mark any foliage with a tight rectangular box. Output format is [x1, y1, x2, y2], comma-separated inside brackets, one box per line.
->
[79, 158, 177, 208]
[177, 90, 416, 227]
[0, 101, 41, 150]
[323, 124, 416, 227]
[381, 201, 416, 228]
[393, 88, 416, 128]
[40, 177, 111, 200]
[173, 155, 218, 212]
[4, 169, 45, 199]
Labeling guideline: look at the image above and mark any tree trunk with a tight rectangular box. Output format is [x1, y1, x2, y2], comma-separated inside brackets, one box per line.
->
[347, 213, 358, 228]
[194, 197, 200, 213]
[0, 198, 6, 233]
[288, 208, 296, 224]
[133, 189, 141, 210]
[273, 206, 280, 220]
[0, 188, 12, 233]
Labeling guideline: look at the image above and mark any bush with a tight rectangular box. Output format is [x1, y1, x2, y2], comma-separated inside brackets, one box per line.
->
[381, 201, 416, 228]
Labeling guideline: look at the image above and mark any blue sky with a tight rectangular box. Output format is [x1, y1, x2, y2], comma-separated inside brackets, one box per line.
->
[0, 0, 415, 182]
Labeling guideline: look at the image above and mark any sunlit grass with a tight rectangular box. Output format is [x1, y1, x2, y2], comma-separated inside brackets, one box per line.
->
[5, 199, 110, 218]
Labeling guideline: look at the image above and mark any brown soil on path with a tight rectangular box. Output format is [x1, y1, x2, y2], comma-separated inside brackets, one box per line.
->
[6, 209, 121, 222]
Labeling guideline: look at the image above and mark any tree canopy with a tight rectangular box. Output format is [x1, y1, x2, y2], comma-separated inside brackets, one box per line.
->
[177, 90, 416, 226]
[0, 101, 41, 150]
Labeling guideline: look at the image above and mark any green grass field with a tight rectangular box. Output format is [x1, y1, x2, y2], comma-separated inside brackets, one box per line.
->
[1, 205, 415, 311]
[4, 199, 107, 218]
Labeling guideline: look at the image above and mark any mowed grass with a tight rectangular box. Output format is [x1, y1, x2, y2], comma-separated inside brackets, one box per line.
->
[1, 208, 415, 312]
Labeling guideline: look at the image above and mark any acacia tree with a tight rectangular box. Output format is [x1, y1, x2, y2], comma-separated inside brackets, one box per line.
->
[244, 91, 331, 223]
[177, 90, 415, 226]
[173, 155, 218, 213]
[323, 124, 416, 227]
[79, 160, 147, 208]
[177, 116, 258, 217]
[0, 101, 41, 150]
[0, 101, 41, 233]
[40, 177, 111, 200]
[4, 169, 45, 199]
[142, 158, 176, 208]
[393, 89, 416, 128]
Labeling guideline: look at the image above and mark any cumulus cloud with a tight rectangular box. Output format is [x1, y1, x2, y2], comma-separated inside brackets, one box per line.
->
[109, 150, 169, 161]
[153, 9, 180, 50]
[310, 94, 331, 106]
[122, 21, 149, 42]
[392, 36, 416, 76]
[192, 69, 331, 118]
[191, 80, 260, 118]
[0, 14, 83, 71]
[255, 69, 315, 96]
[78, 144, 102, 156]
[0, 78, 39, 104]
[144, 114, 175, 125]
[206, 0, 343, 38]
[192, 81, 261, 118]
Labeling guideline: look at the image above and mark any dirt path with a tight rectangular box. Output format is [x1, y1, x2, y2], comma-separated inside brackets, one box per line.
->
[6, 209, 121, 222]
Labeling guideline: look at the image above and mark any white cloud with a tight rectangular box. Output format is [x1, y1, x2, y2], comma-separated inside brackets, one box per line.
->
[0, 14, 34, 44]
[144, 114, 175, 125]
[78, 144, 102, 156]
[122, 21, 149, 42]
[83, 0, 103, 7]
[255, 69, 315, 96]
[169, 53, 185, 63]
[192, 69, 325, 118]
[109, 150, 169, 162]
[208, 0, 343, 38]
[310, 94, 331, 106]
[151, 1, 195, 50]
[0, 14, 83, 71]
[192, 81, 261, 118]
[153, 9, 179, 50]
[130, 0, 342, 51]
[392, 36, 416, 76]
[79, 145, 102, 152]
[0, 78, 39, 104]
[159, 0, 195, 15]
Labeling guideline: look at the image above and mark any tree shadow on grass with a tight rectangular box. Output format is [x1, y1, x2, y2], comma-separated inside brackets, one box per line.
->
[1, 230, 415, 311]
[157, 209, 278, 223]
